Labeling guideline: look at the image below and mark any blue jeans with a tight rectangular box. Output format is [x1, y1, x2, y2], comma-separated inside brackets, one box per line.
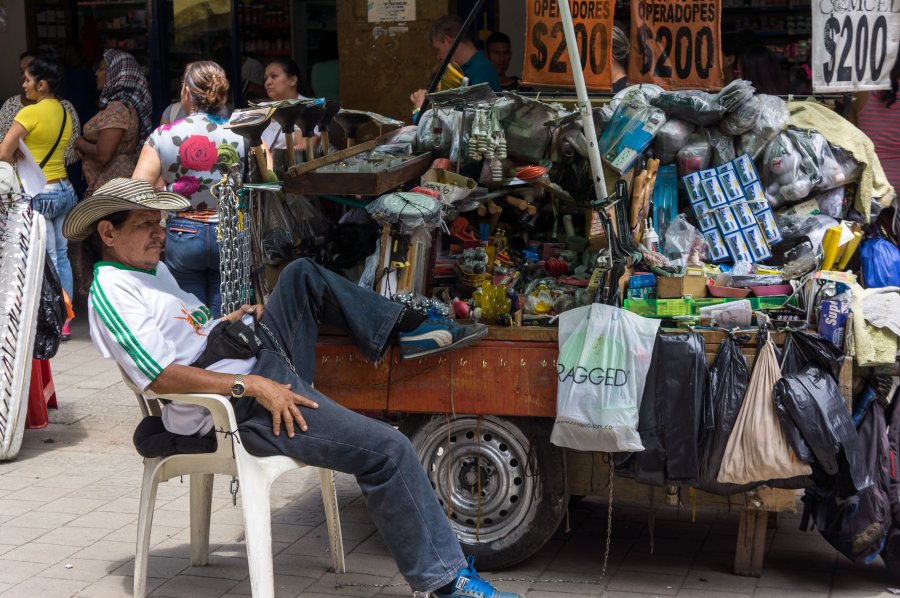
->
[32, 181, 76, 303]
[232, 259, 466, 593]
[165, 217, 221, 317]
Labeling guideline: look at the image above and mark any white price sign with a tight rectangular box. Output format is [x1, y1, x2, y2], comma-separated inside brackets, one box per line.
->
[812, 0, 900, 92]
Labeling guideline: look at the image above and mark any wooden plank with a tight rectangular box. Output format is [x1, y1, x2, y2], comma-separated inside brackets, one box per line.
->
[735, 509, 769, 577]
[450, 345, 558, 417]
[387, 352, 452, 412]
[286, 139, 377, 176]
[313, 345, 392, 410]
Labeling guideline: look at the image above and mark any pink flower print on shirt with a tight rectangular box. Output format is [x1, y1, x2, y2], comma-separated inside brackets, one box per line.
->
[172, 175, 200, 197]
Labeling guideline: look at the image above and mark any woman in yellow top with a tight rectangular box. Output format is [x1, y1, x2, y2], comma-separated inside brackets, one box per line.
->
[0, 53, 77, 319]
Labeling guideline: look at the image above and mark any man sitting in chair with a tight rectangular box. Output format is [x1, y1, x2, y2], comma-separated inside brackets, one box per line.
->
[63, 177, 520, 598]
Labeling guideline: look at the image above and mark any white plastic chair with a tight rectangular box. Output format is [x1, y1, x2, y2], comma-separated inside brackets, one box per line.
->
[119, 367, 345, 598]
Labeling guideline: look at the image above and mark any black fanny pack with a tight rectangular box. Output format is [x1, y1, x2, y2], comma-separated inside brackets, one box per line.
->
[191, 319, 262, 369]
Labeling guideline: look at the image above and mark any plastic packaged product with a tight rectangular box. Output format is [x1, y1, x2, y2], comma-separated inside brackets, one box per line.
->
[775, 213, 839, 251]
[743, 224, 772, 261]
[624, 331, 709, 485]
[551, 304, 661, 452]
[652, 164, 679, 242]
[721, 94, 762, 136]
[677, 132, 712, 178]
[762, 133, 814, 208]
[787, 128, 847, 193]
[715, 78, 757, 112]
[819, 299, 850, 348]
[724, 231, 754, 263]
[718, 331, 813, 485]
[599, 94, 666, 173]
[809, 187, 845, 219]
[701, 299, 753, 328]
[705, 229, 730, 262]
[665, 213, 708, 267]
[653, 118, 695, 163]
[651, 89, 727, 126]
[708, 127, 736, 165]
[774, 368, 870, 495]
[860, 230, 900, 288]
[698, 333, 759, 495]
[738, 94, 789, 159]
[733, 153, 759, 185]
[500, 92, 560, 163]
[715, 206, 741, 235]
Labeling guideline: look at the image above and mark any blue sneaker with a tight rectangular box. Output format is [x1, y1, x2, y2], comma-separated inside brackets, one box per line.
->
[399, 315, 487, 360]
[432, 556, 523, 598]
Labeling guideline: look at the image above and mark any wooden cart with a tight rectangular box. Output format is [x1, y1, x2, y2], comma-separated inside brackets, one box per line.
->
[312, 326, 852, 576]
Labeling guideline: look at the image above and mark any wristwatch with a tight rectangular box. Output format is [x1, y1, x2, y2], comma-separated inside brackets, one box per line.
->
[231, 374, 246, 400]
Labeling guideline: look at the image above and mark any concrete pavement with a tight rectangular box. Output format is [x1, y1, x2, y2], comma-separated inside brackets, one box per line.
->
[0, 318, 896, 597]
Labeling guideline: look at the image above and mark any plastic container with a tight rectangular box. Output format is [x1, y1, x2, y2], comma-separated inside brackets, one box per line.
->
[707, 280, 751, 298]
[750, 284, 793, 297]
[624, 298, 692, 317]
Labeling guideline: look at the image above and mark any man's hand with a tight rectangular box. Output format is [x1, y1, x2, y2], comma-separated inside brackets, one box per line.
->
[223, 303, 265, 324]
[246, 375, 318, 437]
[410, 89, 427, 111]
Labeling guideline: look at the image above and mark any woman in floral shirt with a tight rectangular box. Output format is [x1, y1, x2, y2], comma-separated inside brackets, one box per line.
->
[133, 61, 245, 316]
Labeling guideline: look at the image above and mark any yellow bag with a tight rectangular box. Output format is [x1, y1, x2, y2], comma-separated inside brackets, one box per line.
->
[717, 336, 811, 485]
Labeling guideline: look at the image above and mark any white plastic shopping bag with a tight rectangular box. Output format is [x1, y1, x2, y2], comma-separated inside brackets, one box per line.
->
[551, 304, 660, 452]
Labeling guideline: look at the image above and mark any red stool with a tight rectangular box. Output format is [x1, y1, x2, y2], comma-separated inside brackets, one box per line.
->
[25, 359, 57, 429]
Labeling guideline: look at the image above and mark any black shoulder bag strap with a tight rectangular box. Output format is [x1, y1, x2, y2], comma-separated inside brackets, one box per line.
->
[39, 104, 68, 170]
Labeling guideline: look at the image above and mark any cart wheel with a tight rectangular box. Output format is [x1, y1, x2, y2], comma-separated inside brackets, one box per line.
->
[399, 414, 567, 570]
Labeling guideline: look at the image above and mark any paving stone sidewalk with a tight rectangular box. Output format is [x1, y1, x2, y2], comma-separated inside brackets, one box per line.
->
[0, 319, 895, 597]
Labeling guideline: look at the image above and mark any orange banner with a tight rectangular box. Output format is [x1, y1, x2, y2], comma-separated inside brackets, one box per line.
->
[628, 0, 724, 90]
[522, 0, 615, 91]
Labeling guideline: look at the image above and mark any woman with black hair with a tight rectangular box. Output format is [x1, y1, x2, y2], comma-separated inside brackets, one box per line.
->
[260, 58, 316, 155]
[0, 51, 81, 175]
[0, 52, 79, 336]
[857, 57, 900, 194]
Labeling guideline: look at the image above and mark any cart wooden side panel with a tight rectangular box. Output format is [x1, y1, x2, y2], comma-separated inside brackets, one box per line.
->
[313, 326, 843, 578]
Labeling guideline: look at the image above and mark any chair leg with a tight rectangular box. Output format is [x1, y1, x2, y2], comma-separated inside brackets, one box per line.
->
[236, 459, 276, 598]
[189, 473, 214, 567]
[134, 459, 162, 598]
[318, 468, 345, 574]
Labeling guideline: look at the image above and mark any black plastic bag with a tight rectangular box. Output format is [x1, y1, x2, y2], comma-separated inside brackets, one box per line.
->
[696, 333, 760, 495]
[800, 395, 890, 563]
[775, 366, 871, 497]
[781, 329, 844, 381]
[33, 253, 66, 360]
[616, 331, 708, 485]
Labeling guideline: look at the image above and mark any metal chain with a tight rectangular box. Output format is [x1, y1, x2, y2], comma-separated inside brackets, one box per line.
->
[257, 320, 298, 376]
[213, 165, 253, 315]
[333, 465, 616, 594]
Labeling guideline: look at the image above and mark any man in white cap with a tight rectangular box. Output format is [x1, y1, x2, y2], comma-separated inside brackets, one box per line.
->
[63, 177, 521, 598]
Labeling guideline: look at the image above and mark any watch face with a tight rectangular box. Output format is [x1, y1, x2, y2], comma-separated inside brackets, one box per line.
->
[232, 382, 245, 396]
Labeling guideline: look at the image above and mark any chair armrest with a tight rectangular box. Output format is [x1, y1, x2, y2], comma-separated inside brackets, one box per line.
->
[156, 392, 241, 432]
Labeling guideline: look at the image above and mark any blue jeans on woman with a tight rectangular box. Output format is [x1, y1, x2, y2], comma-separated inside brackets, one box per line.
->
[231, 259, 467, 594]
[165, 217, 221, 317]
[32, 181, 76, 301]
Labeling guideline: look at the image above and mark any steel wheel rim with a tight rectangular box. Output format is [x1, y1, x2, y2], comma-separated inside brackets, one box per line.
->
[418, 417, 537, 544]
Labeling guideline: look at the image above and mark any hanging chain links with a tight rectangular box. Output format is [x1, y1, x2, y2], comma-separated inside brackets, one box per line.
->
[213, 164, 253, 315]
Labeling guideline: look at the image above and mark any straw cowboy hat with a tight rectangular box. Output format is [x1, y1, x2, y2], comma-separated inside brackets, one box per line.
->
[63, 178, 190, 241]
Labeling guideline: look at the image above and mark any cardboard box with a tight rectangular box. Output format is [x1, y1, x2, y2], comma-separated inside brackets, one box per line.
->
[657, 272, 708, 298]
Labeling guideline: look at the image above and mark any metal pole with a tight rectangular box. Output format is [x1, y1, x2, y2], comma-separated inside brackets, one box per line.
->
[556, 0, 608, 204]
